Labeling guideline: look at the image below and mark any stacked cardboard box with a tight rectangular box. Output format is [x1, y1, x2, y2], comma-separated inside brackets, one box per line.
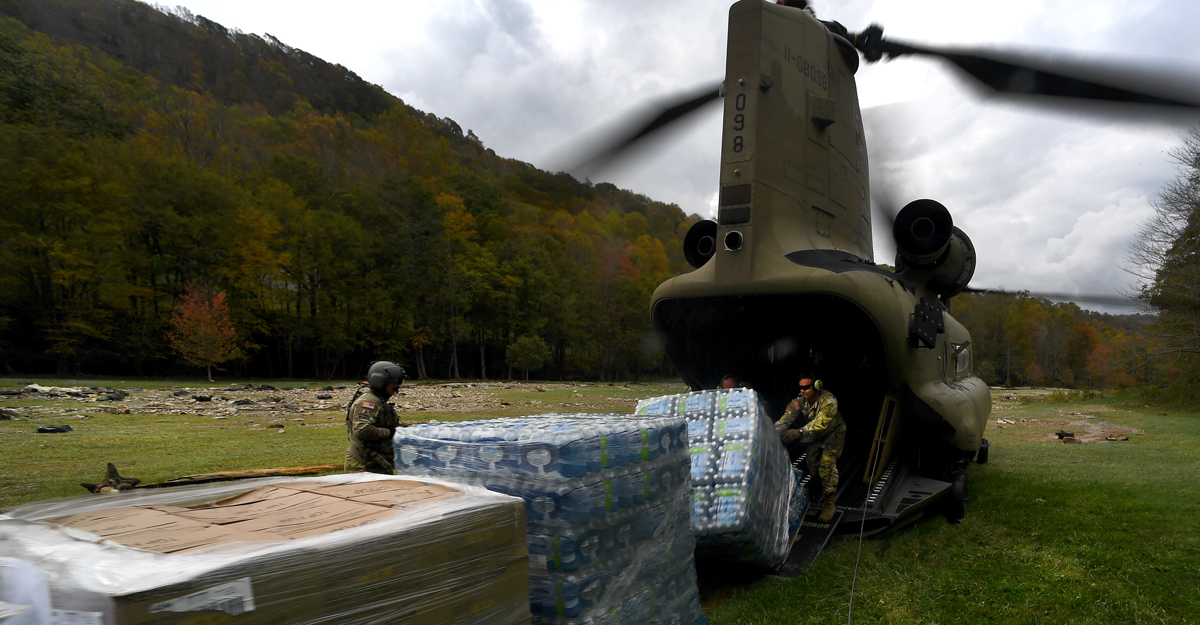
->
[1, 475, 531, 625]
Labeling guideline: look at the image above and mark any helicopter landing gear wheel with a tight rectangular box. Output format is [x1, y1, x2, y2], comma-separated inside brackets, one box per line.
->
[942, 473, 968, 524]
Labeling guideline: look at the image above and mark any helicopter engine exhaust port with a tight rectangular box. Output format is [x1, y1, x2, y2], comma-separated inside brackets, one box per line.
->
[892, 200, 977, 299]
[683, 219, 719, 268]
[893, 199, 953, 267]
[724, 230, 744, 251]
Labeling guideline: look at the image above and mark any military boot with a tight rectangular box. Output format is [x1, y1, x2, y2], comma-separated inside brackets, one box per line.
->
[818, 496, 837, 523]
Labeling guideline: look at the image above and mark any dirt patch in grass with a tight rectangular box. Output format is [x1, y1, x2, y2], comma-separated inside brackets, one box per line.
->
[989, 416, 1140, 443]
[0, 380, 676, 424]
[1043, 420, 1139, 444]
[989, 401, 1142, 444]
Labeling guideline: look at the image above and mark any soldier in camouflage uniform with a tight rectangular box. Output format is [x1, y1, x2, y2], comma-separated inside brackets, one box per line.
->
[345, 361, 407, 474]
[776, 373, 846, 522]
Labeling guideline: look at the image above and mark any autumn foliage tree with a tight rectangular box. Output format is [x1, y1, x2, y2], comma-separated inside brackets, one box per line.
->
[0, 2, 1162, 386]
[166, 287, 238, 382]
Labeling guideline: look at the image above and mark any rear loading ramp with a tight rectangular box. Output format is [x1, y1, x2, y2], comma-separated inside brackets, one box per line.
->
[771, 509, 842, 579]
[834, 457, 951, 536]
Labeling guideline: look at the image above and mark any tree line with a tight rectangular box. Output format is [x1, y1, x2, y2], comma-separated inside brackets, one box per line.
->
[2, 0, 1193, 391]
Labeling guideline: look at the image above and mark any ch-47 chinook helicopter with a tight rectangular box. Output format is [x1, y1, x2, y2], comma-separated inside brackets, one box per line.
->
[569, 0, 1200, 545]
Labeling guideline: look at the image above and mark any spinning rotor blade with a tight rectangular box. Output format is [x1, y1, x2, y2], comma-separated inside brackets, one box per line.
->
[858, 31, 1200, 110]
[963, 287, 1135, 308]
[866, 150, 903, 233]
[565, 82, 722, 177]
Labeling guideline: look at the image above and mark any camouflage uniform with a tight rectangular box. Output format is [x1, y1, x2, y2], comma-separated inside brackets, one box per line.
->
[345, 384, 400, 474]
[776, 389, 846, 495]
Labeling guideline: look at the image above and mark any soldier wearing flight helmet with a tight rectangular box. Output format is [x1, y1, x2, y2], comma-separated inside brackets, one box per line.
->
[345, 361, 407, 474]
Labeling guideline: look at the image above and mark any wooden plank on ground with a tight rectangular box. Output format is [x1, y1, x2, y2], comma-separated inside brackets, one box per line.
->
[140, 465, 344, 488]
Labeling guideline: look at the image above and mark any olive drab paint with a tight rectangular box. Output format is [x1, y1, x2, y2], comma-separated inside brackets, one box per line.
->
[651, 0, 990, 470]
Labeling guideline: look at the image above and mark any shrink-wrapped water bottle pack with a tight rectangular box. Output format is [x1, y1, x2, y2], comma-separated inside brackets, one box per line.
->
[394, 413, 705, 625]
[637, 389, 794, 567]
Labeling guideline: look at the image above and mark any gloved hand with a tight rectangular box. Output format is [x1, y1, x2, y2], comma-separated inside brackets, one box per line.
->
[781, 429, 801, 445]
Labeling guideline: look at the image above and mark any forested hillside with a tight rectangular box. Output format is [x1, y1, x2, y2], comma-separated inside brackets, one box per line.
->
[0, 2, 694, 381]
[0, 0, 1176, 388]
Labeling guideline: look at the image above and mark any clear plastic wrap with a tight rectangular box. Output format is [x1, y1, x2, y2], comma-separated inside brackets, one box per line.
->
[788, 468, 813, 537]
[1, 474, 531, 625]
[394, 414, 706, 625]
[637, 389, 793, 567]
[0, 558, 51, 625]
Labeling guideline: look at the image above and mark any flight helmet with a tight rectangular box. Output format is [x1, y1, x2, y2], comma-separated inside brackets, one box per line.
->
[367, 361, 406, 397]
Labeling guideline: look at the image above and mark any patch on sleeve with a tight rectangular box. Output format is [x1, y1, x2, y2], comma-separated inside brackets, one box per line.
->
[361, 401, 377, 410]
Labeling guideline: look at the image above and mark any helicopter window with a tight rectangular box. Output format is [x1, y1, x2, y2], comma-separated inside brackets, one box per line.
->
[956, 349, 971, 375]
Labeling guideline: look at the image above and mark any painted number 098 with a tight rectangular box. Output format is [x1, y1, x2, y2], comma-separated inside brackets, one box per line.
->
[732, 93, 747, 153]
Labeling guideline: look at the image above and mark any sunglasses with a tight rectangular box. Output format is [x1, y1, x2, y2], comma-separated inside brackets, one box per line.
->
[798, 383, 813, 391]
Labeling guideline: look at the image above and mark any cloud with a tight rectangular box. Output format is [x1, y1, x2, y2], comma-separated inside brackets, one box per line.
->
[175, 0, 1200, 312]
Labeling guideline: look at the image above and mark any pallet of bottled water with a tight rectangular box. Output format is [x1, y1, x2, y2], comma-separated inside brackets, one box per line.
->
[637, 389, 793, 567]
[393, 414, 706, 625]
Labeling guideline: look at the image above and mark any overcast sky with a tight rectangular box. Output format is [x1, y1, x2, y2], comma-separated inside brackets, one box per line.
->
[175, 0, 1200, 313]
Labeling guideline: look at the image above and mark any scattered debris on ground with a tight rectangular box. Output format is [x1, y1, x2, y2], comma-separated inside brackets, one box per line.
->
[81, 462, 140, 493]
[986, 402, 1141, 443]
[0, 381, 661, 422]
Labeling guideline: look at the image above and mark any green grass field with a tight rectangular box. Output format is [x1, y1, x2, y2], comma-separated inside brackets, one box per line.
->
[0, 378, 685, 509]
[705, 396, 1200, 625]
[2, 379, 1196, 624]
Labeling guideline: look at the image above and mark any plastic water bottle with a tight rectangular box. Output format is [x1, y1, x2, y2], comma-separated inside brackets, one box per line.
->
[657, 461, 681, 499]
[676, 391, 712, 416]
[691, 487, 711, 535]
[557, 478, 594, 525]
[641, 466, 659, 503]
[656, 419, 676, 458]
[616, 471, 634, 510]
[715, 441, 751, 484]
[549, 424, 589, 477]
[619, 587, 653, 624]
[712, 486, 749, 532]
[635, 395, 675, 416]
[617, 422, 640, 467]
[598, 470, 621, 515]
[686, 418, 709, 448]
[518, 428, 562, 476]
[577, 572, 612, 613]
[469, 423, 519, 473]
[631, 420, 662, 462]
[689, 443, 716, 486]
[714, 413, 755, 442]
[394, 437, 425, 474]
[529, 531, 579, 573]
[718, 388, 754, 412]
[530, 577, 581, 617]
[633, 502, 665, 542]
[584, 477, 607, 520]
[594, 422, 623, 470]
[576, 423, 603, 475]
[628, 469, 647, 507]
[526, 485, 561, 525]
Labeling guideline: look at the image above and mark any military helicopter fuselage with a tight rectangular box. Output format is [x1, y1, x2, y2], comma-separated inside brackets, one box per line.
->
[651, 0, 991, 532]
